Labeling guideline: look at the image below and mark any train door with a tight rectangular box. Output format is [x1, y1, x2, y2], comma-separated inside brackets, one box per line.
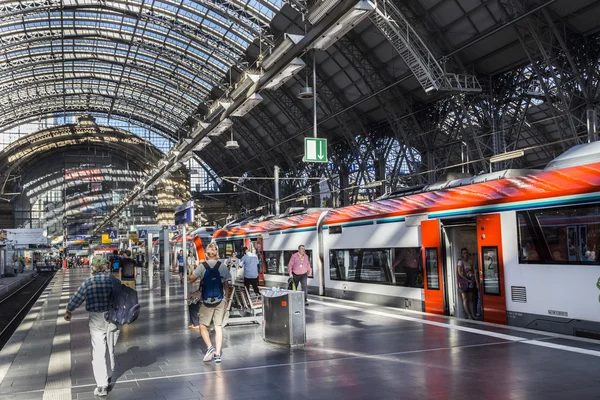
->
[441, 220, 478, 320]
[477, 214, 507, 324]
[421, 220, 445, 315]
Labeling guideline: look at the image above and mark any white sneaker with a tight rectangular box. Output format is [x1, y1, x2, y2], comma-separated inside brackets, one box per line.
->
[94, 387, 108, 397]
[203, 345, 215, 362]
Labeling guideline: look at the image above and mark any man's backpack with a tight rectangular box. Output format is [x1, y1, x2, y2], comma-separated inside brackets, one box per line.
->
[111, 256, 121, 272]
[105, 275, 140, 325]
[201, 261, 223, 306]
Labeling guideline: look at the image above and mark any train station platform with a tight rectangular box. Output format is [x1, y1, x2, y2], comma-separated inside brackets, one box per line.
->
[2, 268, 600, 400]
[0, 270, 37, 302]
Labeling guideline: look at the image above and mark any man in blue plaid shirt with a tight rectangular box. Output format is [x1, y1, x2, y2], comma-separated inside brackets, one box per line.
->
[65, 255, 119, 397]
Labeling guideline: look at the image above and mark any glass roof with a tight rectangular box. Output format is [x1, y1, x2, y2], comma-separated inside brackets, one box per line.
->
[0, 0, 283, 141]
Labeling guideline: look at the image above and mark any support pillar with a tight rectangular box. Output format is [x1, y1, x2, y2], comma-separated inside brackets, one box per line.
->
[182, 225, 187, 301]
[274, 165, 280, 215]
[587, 108, 598, 143]
[339, 166, 350, 207]
[374, 157, 386, 197]
[161, 227, 170, 297]
[147, 233, 153, 289]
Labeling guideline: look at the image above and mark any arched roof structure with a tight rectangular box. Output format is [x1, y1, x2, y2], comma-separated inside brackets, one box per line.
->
[0, 115, 163, 176]
[2, 0, 600, 218]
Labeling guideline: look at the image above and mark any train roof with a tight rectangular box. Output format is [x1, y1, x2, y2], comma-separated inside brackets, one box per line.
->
[323, 160, 600, 225]
[215, 144, 600, 238]
[213, 211, 325, 239]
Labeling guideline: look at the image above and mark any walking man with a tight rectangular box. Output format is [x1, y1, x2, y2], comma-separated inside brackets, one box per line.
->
[288, 245, 312, 306]
[64, 255, 119, 397]
[240, 247, 260, 295]
[189, 243, 231, 363]
[177, 249, 185, 283]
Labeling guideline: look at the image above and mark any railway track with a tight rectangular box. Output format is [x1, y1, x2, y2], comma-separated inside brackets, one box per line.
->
[0, 272, 56, 351]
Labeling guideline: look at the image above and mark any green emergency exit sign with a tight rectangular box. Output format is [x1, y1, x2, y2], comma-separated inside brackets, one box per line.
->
[304, 137, 327, 163]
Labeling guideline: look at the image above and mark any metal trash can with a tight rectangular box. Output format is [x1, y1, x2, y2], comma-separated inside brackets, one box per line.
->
[262, 289, 305, 346]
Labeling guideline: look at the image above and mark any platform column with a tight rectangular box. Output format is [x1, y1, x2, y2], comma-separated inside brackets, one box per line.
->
[147, 232, 153, 289]
[161, 227, 170, 297]
[182, 225, 187, 301]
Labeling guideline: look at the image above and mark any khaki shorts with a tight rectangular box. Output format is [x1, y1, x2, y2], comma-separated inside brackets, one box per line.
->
[199, 301, 226, 327]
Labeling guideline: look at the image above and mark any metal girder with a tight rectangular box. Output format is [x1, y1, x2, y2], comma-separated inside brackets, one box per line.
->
[0, 28, 231, 90]
[0, 73, 199, 111]
[334, 35, 426, 187]
[371, 0, 481, 93]
[0, 89, 188, 127]
[0, 77, 197, 117]
[4, 110, 177, 148]
[0, 39, 225, 94]
[0, 1, 260, 61]
[500, 0, 583, 149]
[0, 0, 277, 43]
[0, 95, 182, 136]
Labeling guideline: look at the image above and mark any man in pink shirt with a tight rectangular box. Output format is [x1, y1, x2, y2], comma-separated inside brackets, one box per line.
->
[288, 245, 312, 306]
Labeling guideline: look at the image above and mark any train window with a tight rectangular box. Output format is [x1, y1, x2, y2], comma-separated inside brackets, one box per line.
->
[329, 249, 393, 284]
[216, 240, 243, 258]
[391, 248, 423, 288]
[482, 246, 500, 295]
[517, 205, 600, 265]
[283, 250, 313, 278]
[264, 251, 283, 274]
[424, 248, 440, 290]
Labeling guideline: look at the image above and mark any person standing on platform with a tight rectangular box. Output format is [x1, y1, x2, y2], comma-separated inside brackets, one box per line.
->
[288, 245, 312, 306]
[187, 251, 197, 277]
[64, 255, 119, 397]
[189, 243, 231, 363]
[177, 249, 185, 283]
[226, 252, 240, 283]
[136, 251, 145, 268]
[240, 247, 260, 295]
[109, 250, 121, 278]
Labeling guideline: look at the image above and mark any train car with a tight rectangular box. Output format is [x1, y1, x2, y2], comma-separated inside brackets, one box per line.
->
[214, 142, 600, 337]
[190, 226, 218, 261]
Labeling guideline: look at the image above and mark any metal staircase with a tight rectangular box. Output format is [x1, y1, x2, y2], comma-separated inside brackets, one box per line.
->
[371, 0, 481, 93]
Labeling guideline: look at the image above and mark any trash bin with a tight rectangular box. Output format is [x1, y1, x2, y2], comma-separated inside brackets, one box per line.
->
[262, 288, 305, 346]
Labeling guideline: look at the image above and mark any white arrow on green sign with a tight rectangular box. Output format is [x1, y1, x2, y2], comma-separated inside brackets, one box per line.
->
[304, 137, 327, 163]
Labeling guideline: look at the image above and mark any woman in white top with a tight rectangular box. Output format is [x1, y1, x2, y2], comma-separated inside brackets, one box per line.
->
[187, 251, 197, 275]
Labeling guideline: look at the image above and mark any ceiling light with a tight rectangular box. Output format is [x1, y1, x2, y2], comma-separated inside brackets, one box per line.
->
[311, 0, 375, 51]
[490, 150, 525, 163]
[194, 137, 212, 151]
[206, 99, 232, 122]
[231, 72, 263, 100]
[208, 118, 233, 136]
[191, 122, 209, 137]
[297, 87, 315, 100]
[225, 127, 240, 150]
[264, 58, 306, 90]
[308, 0, 340, 24]
[261, 33, 304, 70]
[230, 93, 263, 117]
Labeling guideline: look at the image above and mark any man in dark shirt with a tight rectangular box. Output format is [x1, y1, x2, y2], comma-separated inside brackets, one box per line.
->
[64, 255, 119, 397]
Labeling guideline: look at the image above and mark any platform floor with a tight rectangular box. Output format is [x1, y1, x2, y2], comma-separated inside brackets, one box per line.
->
[2, 268, 600, 400]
